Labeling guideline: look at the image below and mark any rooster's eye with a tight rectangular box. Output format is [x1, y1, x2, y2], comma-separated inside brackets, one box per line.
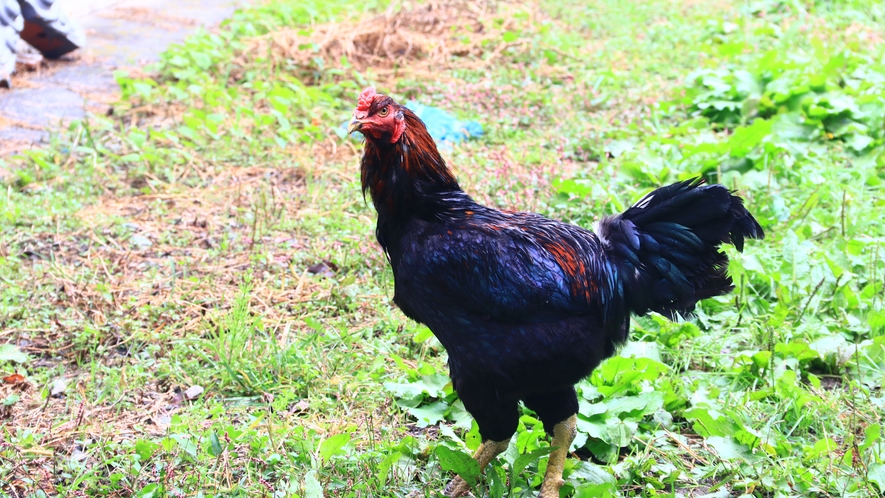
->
[378, 106, 389, 117]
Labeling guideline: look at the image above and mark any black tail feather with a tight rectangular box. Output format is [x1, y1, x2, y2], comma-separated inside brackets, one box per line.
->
[598, 178, 764, 318]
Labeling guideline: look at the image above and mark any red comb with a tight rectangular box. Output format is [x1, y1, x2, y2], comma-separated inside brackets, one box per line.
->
[355, 87, 377, 118]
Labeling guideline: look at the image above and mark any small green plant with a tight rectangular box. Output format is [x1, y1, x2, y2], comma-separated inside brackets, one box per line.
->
[2, 0, 884, 495]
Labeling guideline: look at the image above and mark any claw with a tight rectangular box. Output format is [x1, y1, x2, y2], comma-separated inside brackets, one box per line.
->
[538, 415, 577, 498]
[443, 475, 472, 497]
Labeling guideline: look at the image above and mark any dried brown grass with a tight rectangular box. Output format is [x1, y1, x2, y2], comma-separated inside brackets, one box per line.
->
[0, 161, 366, 488]
[97, 7, 200, 30]
[238, 0, 546, 85]
[0, 2, 555, 488]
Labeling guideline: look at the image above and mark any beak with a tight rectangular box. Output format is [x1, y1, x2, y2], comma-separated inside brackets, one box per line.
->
[347, 118, 363, 135]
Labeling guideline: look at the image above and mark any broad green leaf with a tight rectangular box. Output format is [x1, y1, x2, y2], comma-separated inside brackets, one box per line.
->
[415, 373, 451, 396]
[576, 416, 608, 441]
[868, 464, 885, 492]
[134, 440, 160, 461]
[574, 482, 617, 498]
[569, 461, 615, 484]
[605, 417, 637, 447]
[376, 452, 400, 489]
[436, 446, 480, 486]
[706, 436, 751, 461]
[580, 392, 664, 419]
[511, 446, 554, 481]
[488, 465, 507, 498]
[303, 470, 324, 498]
[171, 434, 198, 457]
[448, 399, 474, 429]
[0, 345, 28, 364]
[684, 407, 737, 437]
[208, 432, 223, 457]
[502, 31, 520, 43]
[771, 112, 818, 142]
[809, 335, 850, 363]
[407, 401, 448, 426]
[728, 119, 772, 157]
[869, 311, 885, 333]
[319, 433, 350, 461]
[383, 382, 425, 400]
[846, 133, 874, 152]
[591, 356, 669, 395]
[413, 326, 434, 342]
[604, 139, 636, 158]
[805, 437, 838, 460]
[555, 178, 594, 197]
[135, 484, 159, 498]
[618, 341, 661, 361]
[860, 424, 881, 453]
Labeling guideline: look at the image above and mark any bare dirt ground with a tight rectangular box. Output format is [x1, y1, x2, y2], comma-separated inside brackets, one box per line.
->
[0, 0, 243, 155]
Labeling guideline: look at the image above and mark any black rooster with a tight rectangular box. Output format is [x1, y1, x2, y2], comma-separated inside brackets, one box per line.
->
[348, 88, 764, 497]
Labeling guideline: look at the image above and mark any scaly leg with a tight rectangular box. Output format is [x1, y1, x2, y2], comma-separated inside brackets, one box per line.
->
[538, 414, 577, 498]
[444, 438, 511, 497]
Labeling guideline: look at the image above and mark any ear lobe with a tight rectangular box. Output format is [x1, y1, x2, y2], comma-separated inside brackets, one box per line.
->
[390, 114, 406, 143]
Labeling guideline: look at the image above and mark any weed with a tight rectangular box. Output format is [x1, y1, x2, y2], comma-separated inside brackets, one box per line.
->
[1, 0, 884, 496]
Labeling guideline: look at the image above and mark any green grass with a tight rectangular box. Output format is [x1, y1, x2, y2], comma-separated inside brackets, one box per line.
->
[1, 0, 884, 496]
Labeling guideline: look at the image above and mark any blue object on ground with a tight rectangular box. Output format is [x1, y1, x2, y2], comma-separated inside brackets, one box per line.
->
[344, 100, 483, 147]
[405, 100, 483, 145]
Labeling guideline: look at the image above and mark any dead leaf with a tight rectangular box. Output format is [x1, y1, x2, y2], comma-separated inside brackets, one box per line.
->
[289, 399, 310, 414]
[184, 385, 204, 400]
[51, 377, 71, 396]
[3, 373, 25, 384]
[307, 260, 338, 278]
[155, 413, 172, 428]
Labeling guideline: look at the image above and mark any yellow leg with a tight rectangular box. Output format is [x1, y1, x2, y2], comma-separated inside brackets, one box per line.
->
[538, 414, 577, 498]
[444, 439, 511, 497]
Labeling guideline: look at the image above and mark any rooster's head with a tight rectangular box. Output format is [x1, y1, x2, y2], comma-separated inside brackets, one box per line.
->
[348, 87, 406, 144]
